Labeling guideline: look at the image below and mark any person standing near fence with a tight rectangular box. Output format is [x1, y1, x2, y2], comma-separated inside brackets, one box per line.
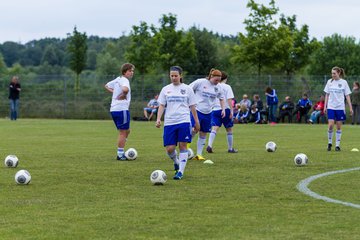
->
[265, 86, 278, 124]
[189, 69, 225, 160]
[206, 71, 238, 154]
[9, 76, 21, 121]
[324, 66, 353, 151]
[105, 63, 135, 160]
[351, 81, 360, 125]
[156, 66, 200, 180]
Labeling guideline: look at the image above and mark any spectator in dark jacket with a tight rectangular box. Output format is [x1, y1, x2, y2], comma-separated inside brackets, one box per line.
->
[293, 93, 312, 123]
[9, 76, 21, 121]
[277, 96, 294, 123]
[249, 104, 264, 124]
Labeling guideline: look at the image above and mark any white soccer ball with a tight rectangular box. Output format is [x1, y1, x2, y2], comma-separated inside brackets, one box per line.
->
[187, 148, 194, 160]
[265, 141, 277, 152]
[4, 155, 19, 168]
[15, 170, 31, 185]
[125, 148, 138, 160]
[150, 170, 167, 185]
[294, 153, 308, 166]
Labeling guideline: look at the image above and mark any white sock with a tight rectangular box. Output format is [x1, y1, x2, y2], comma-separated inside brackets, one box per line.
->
[167, 150, 179, 165]
[208, 130, 216, 148]
[328, 130, 333, 144]
[227, 132, 233, 150]
[117, 148, 124, 157]
[336, 130, 342, 147]
[179, 150, 188, 174]
[197, 136, 206, 155]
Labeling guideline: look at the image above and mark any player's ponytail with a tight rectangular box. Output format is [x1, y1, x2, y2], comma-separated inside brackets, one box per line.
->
[207, 68, 222, 80]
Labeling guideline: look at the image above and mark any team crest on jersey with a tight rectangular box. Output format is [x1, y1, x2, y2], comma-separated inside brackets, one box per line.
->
[181, 89, 186, 95]
[338, 84, 342, 88]
[214, 87, 218, 92]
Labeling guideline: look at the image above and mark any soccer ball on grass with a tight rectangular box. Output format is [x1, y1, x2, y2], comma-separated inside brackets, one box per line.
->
[265, 141, 277, 152]
[294, 153, 308, 166]
[125, 148, 138, 160]
[15, 170, 31, 185]
[4, 155, 19, 168]
[150, 170, 167, 185]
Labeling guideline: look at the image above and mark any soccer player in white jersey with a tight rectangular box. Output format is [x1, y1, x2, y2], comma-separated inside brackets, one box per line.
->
[324, 66, 353, 151]
[156, 66, 200, 180]
[206, 71, 238, 153]
[189, 69, 225, 160]
[105, 63, 135, 160]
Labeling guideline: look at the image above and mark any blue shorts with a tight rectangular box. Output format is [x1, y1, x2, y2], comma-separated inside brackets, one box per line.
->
[144, 107, 157, 113]
[111, 110, 130, 130]
[163, 122, 192, 146]
[327, 109, 346, 122]
[211, 109, 233, 128]
[191, 110, 212, 133]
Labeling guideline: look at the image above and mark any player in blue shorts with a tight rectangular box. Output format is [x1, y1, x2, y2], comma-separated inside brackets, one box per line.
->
[156, 66, 200, 180]
[105, 63, 135, 160]
[189, 69, 225, 160]
[324, 66, 353, 151]
[206, 71, 238, 153]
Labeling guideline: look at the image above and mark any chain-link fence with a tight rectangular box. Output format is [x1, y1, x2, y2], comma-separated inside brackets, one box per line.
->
[0, 74, 358, 119]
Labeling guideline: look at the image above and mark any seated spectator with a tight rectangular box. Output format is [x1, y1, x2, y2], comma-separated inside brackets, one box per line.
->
[293, 93, 312, 123]
[277, 96, 294, 123]
[309, 95, 325, 124]
[234, 104, 249, 124]
[232, 98, 238, 117]
[249, 104, 265, 124]
[143, 94, 159, 120]
[238, 94, 252, 109]
[252, 94, 267, 122]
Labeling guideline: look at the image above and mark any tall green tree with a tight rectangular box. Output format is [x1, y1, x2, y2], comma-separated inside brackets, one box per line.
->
[156, 14, 197, 73]
[0, 53, 7, 74]
[67, 26, 87, 91]
[125, 21, 161, 75]
[279, 14, 319, 77]
[231, 0, 291, 76]
[188, 27, 219, 74]
[308, 34, 360, 76]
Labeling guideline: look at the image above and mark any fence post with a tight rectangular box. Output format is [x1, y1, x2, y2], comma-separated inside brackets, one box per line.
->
[268, 74, 272, 87]
[63, 76, 67, 118]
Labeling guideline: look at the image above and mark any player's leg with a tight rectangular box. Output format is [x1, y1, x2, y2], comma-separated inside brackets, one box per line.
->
[174, 123, 192, 180]
[164, 125, 180, 172]
[334, 110, 346, 151]
[326, 109, 335, 151]
[207, 110, 222, 153]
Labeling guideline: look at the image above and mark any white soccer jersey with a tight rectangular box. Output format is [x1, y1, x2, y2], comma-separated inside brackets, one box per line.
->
[324, 78, 351, 110]
[158, 83, 197, 126]
[189, 78, 224, 114]
[213, 82, 234, 110]
[105, 76, 131, 111]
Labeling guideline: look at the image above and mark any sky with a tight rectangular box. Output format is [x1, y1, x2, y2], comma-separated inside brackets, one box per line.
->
[1, 0, 360, 44]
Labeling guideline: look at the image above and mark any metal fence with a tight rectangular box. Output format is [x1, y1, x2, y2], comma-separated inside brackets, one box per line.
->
[0, 74, 357, 119]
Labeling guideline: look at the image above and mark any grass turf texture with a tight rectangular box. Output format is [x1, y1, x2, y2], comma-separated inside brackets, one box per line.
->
[0, 119, 359, 239]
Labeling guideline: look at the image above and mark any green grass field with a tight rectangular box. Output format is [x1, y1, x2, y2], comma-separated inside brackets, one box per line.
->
[0, 119, 359, 239]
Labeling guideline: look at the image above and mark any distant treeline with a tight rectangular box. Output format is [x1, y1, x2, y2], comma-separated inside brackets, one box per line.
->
[1, 1, 360, 80]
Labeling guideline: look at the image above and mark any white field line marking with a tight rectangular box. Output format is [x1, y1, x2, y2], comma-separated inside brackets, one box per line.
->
[297, 167, 360, 209]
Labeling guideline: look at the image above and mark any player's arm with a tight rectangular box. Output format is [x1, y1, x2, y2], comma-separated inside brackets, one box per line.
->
[227, 98, 233, 119]
[155, 104, 165, 128]
[345, 94, 353, 116]
[190, 105, 200, 133]
[117, 86, 129, 100]
[104, 84, 114, 93]
[324, 93, 329, 114]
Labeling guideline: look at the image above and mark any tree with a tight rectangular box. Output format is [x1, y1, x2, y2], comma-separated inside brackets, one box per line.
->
[188, 27, 219, 74]
[308, 34, 360, 76]
[0, 53, 7, 74]
[41, 44, 63, 66]
[279, 14, 320, 77]
[156, 14, 197, 73]
[67, 26, 87, 91]
[96, 52, 120, 77]
[125, 21, 161, 75]
[231, 0, 291, 76]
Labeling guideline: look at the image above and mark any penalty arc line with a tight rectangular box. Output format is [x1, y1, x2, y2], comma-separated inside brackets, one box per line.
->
[297, 167, 360, 209]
